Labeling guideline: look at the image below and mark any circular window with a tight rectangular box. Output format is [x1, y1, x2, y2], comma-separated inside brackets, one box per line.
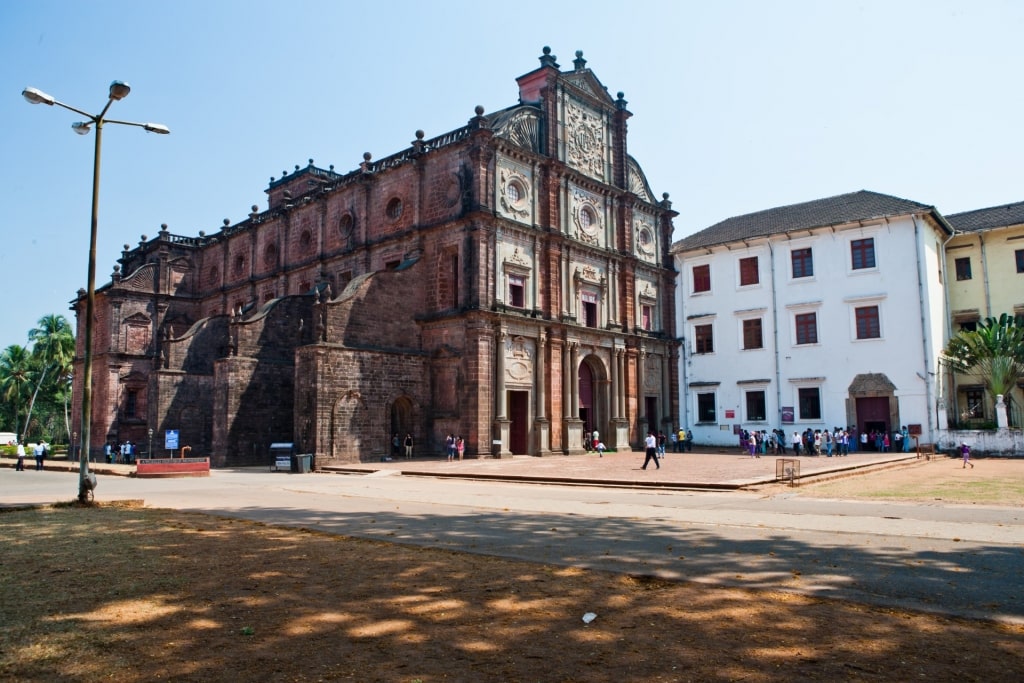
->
[639, 228, 652, 246]
[579, 206, 595, 232]
[339, 212, 354, 237]
[506, 180, 522, 204]
[386, 197, 404, 221]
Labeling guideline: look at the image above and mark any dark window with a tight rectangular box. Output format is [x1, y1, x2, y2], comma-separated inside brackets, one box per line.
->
[697, 392, 717, 423]
[855, 305, 881, 339]
[508, 275, 525, 308]
[742, 318, 763, 350]
[583, 301, 598, 328]
[791, 248, 813, 278]
[386, 197, 403, 221]
[739, 256, 759, 286]
[964, 388, 985, 419]
[798, 387, 821, 420]
[955, 257, 972, 281]
[795, 312, 818, 345]
[850, 238, 876, 270]
[959, 320, 978, 332]
[385, 260, 400, 270]
[450, 256, 459, 309]
[125, 390, 137, 418]
[694, 324, 714, 354]
[745, 390, 766, 422]
[641, 304, 653, 331]
[693, 264, 711, 293]
[1016, 249, 1024, 273]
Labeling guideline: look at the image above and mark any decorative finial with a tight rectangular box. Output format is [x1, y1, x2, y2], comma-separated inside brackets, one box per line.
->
[573, 50, 586, 70]
[223, 218, 230, 226]
[251, 205, 259, 213]
[141, 234, 148, 241]
[415, 130, 424, 140]
[363, 152, 372, 161]
[308, 158, 314, 166]
[539, 46, 559, 68]
[475, 105, 484, 116]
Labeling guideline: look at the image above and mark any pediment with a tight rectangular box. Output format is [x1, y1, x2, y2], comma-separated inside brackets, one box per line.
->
[561, 71, 615, 106]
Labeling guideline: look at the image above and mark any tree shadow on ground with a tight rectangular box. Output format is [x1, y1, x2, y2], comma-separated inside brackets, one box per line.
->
[1, 505, 1022, 682]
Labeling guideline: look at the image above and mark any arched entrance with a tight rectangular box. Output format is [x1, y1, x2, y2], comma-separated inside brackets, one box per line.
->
[848, 373, 898, 451]
[578, 355, 608, 449]
[389, 396, 414, 457]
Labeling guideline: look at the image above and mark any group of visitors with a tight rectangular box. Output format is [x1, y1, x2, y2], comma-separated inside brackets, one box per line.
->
[104, 441, 137, 464]
[673, 427, 694, 452]
[13, 440, 48, 471]
[444, 434, 465, 461]
[738, 425, 915, 457]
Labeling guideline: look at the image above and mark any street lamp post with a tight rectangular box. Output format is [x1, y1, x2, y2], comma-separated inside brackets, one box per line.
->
[23, 82, 169, 502]
[148, 428, 154, 460]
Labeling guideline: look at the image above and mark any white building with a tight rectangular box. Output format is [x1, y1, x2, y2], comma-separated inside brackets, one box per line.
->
[671, 191, 954, 448]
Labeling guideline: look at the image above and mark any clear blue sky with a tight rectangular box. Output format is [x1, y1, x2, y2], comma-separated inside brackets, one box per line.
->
[2, 0, 1022, 353]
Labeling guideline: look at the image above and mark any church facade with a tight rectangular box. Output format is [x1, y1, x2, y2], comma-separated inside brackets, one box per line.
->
[70, 48, 680, 466]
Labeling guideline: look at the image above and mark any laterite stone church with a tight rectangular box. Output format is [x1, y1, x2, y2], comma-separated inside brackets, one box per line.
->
[70, 48, 680, 466]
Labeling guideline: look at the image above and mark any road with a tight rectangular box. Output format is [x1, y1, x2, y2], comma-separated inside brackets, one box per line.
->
[3, 466, 1021, 624]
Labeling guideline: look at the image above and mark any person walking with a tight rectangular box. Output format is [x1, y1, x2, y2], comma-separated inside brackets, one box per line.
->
[456, 436, 465, 461]
[34, 441, 46, 470]
[15, 442, 26, 471]
[642, 431, 660, 470]
[961, 443, 974, 469]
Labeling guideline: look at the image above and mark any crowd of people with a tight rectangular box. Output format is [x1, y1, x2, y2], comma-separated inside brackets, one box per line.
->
[739, 426, 913, 457]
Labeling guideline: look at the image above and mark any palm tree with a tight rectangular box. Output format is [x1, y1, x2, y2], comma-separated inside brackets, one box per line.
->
[0, 344, 33, 438]
[942, 314, 1024, 423]
[24, 314, 76, 442]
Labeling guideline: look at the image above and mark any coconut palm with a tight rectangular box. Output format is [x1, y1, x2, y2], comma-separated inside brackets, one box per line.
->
[942, 314, 1024, 420]
[0, 344, 33, 438]
[23, 314, 76, 442]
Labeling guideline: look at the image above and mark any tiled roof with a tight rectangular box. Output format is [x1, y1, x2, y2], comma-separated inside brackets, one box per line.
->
[945, 201, 1024, 233]
[671, 190, 941, 252]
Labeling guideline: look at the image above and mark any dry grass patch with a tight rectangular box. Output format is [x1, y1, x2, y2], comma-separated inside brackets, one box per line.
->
[1, 504, 1022, 682]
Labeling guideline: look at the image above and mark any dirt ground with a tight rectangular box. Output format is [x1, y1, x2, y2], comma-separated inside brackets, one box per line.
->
[1, 460, 1022, 682]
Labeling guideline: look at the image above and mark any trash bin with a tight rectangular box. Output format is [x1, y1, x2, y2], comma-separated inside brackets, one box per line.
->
[291, 453, 312, 473]
[492, 440, 502, 457]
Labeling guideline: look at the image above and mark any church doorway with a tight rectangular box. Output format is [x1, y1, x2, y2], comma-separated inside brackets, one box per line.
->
[578, 355, 608, 448]
[508, 390, 529, 454]
[389, 396, 414, 450]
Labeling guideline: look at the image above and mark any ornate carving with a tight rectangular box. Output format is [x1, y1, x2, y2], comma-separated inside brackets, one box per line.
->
[635, 213, 656, 260]
[498, 165, 532, 221]
[492, 108, 541, 152]
[565, 100, 605, 180]
[627, 159, 655, 202]
[571, 187, 602, 244]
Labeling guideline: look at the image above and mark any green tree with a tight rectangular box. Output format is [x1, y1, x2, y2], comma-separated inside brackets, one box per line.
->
[942, 313, 1024, 410]
[0, 344, 33, 438]
[24, 314, 76, 443]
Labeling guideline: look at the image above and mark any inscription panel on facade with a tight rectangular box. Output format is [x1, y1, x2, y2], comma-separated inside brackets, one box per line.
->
[504, 335, 535, 387]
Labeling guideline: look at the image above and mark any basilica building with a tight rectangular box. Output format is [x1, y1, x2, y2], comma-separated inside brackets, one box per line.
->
[70, 47, 679, 466]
